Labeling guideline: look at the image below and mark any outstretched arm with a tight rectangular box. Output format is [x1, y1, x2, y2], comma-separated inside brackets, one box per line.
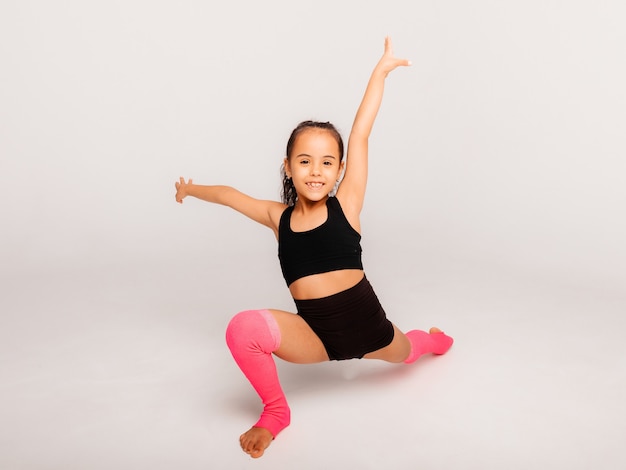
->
[337, 37, 410, 218]
[175, 178, 285, 236]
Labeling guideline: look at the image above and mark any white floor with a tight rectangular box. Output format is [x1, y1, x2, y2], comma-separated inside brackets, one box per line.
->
[1, 250, 624, 470]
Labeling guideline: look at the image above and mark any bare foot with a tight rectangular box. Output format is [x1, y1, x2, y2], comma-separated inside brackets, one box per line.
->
[239, 426, 273, 458]
[429, 327, 443, 334]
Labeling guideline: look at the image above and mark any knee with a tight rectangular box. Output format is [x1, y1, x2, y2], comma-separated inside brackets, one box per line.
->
[225, 309, 280, 354]
[225, 310, 256, 348]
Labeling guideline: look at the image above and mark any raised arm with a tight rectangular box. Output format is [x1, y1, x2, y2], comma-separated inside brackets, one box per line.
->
[337, 37, 411, 216]
[175, 177, 286, 237]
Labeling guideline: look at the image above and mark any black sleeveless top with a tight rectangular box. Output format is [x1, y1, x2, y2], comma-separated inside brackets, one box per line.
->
[278, 197, 363, 286]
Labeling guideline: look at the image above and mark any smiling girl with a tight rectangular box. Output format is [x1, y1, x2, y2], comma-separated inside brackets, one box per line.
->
[175, 37, 453, 458]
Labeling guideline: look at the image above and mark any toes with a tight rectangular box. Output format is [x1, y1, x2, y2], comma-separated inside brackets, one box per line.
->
[239, 428, 270, 458]
[240, 435, 252, 454]
[249, 447, 264, 459]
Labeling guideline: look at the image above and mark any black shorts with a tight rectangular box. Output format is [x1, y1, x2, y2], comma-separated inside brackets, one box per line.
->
[294, 275, 395, 361]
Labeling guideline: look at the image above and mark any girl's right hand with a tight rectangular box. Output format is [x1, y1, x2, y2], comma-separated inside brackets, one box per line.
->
[175, 177, 192, 203]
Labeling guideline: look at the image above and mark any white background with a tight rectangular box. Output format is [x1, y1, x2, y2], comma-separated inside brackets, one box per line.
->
[1, 1, 625, 469]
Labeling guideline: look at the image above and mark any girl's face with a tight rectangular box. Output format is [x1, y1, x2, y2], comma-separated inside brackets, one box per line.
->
[284, 129, 344, 203]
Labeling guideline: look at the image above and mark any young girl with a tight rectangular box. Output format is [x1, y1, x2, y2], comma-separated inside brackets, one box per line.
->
[175, 37, 453, 458]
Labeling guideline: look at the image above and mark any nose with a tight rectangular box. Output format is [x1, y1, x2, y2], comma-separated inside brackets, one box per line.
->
[310, 161, 322, 176]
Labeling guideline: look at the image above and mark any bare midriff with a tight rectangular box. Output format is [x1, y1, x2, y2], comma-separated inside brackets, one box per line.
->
[288, 269, 365, 301]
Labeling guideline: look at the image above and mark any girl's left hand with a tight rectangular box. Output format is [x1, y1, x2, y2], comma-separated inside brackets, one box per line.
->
[376, 36, 411, 76]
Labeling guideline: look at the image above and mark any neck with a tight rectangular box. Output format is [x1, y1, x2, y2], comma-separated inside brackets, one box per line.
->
[294, 195, 329, 213]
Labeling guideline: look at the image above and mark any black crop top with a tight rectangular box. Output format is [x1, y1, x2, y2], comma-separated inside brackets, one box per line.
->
[278, 197, 363, 286]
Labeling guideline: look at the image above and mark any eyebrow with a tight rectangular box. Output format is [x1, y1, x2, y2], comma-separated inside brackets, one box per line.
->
[295, 153, 337, 159]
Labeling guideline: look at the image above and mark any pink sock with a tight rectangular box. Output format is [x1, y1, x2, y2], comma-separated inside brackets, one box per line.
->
[403, 330, 454, 364]
[225, 309, 290, 437]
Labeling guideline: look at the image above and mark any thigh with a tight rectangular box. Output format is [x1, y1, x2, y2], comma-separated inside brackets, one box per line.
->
[363, 324, 411, 363]
[268, 309, 330, 364]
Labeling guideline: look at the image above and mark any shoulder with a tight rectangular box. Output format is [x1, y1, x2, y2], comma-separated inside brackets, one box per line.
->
[332, 195, 361, 234]
[270, 200, 289, 222]
[276, 202, 292, 223]
[243, 199, 287, 238]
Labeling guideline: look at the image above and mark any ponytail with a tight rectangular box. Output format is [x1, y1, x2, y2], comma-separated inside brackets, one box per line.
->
[280, 163, 298, 206]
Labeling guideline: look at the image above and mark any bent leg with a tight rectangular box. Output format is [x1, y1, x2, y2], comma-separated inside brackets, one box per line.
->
[226, 310, 289, 440]
[225, 309, 328, 458]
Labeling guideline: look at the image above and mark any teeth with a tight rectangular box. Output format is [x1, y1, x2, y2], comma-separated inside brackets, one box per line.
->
[307, 183, 323, 189]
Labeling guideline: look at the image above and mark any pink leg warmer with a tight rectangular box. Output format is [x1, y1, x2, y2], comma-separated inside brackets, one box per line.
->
[403, 330, 454, 364]
[225, 309, 290, 438]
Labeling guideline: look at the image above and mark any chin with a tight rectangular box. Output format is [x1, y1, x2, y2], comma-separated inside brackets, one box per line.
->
[299, 192, 330, 203]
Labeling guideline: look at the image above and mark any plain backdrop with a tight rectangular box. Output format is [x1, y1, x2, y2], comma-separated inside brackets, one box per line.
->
[1, 1, 625, 469]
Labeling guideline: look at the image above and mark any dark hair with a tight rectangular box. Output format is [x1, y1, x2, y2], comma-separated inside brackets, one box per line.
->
[280, 120, 344, 206]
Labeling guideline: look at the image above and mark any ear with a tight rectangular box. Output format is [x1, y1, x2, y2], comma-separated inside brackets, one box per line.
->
[338, 160, 346, 180]
[284, 157, 291, 178]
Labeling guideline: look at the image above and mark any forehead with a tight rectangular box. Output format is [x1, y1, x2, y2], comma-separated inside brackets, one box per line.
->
[292, 129, 340, 155]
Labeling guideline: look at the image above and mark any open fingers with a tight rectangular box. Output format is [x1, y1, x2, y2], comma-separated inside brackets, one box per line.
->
[175, 176, 191, 204]
[383, 36, 411, 68]
[176, 177, 193, 186]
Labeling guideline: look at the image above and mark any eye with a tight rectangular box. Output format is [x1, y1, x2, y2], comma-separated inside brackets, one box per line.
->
[299, 159, 309, 165]
[323, 161, 333, 166]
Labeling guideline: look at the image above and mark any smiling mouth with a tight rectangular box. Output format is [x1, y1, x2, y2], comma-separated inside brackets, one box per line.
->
[306, 182, 324, 189]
